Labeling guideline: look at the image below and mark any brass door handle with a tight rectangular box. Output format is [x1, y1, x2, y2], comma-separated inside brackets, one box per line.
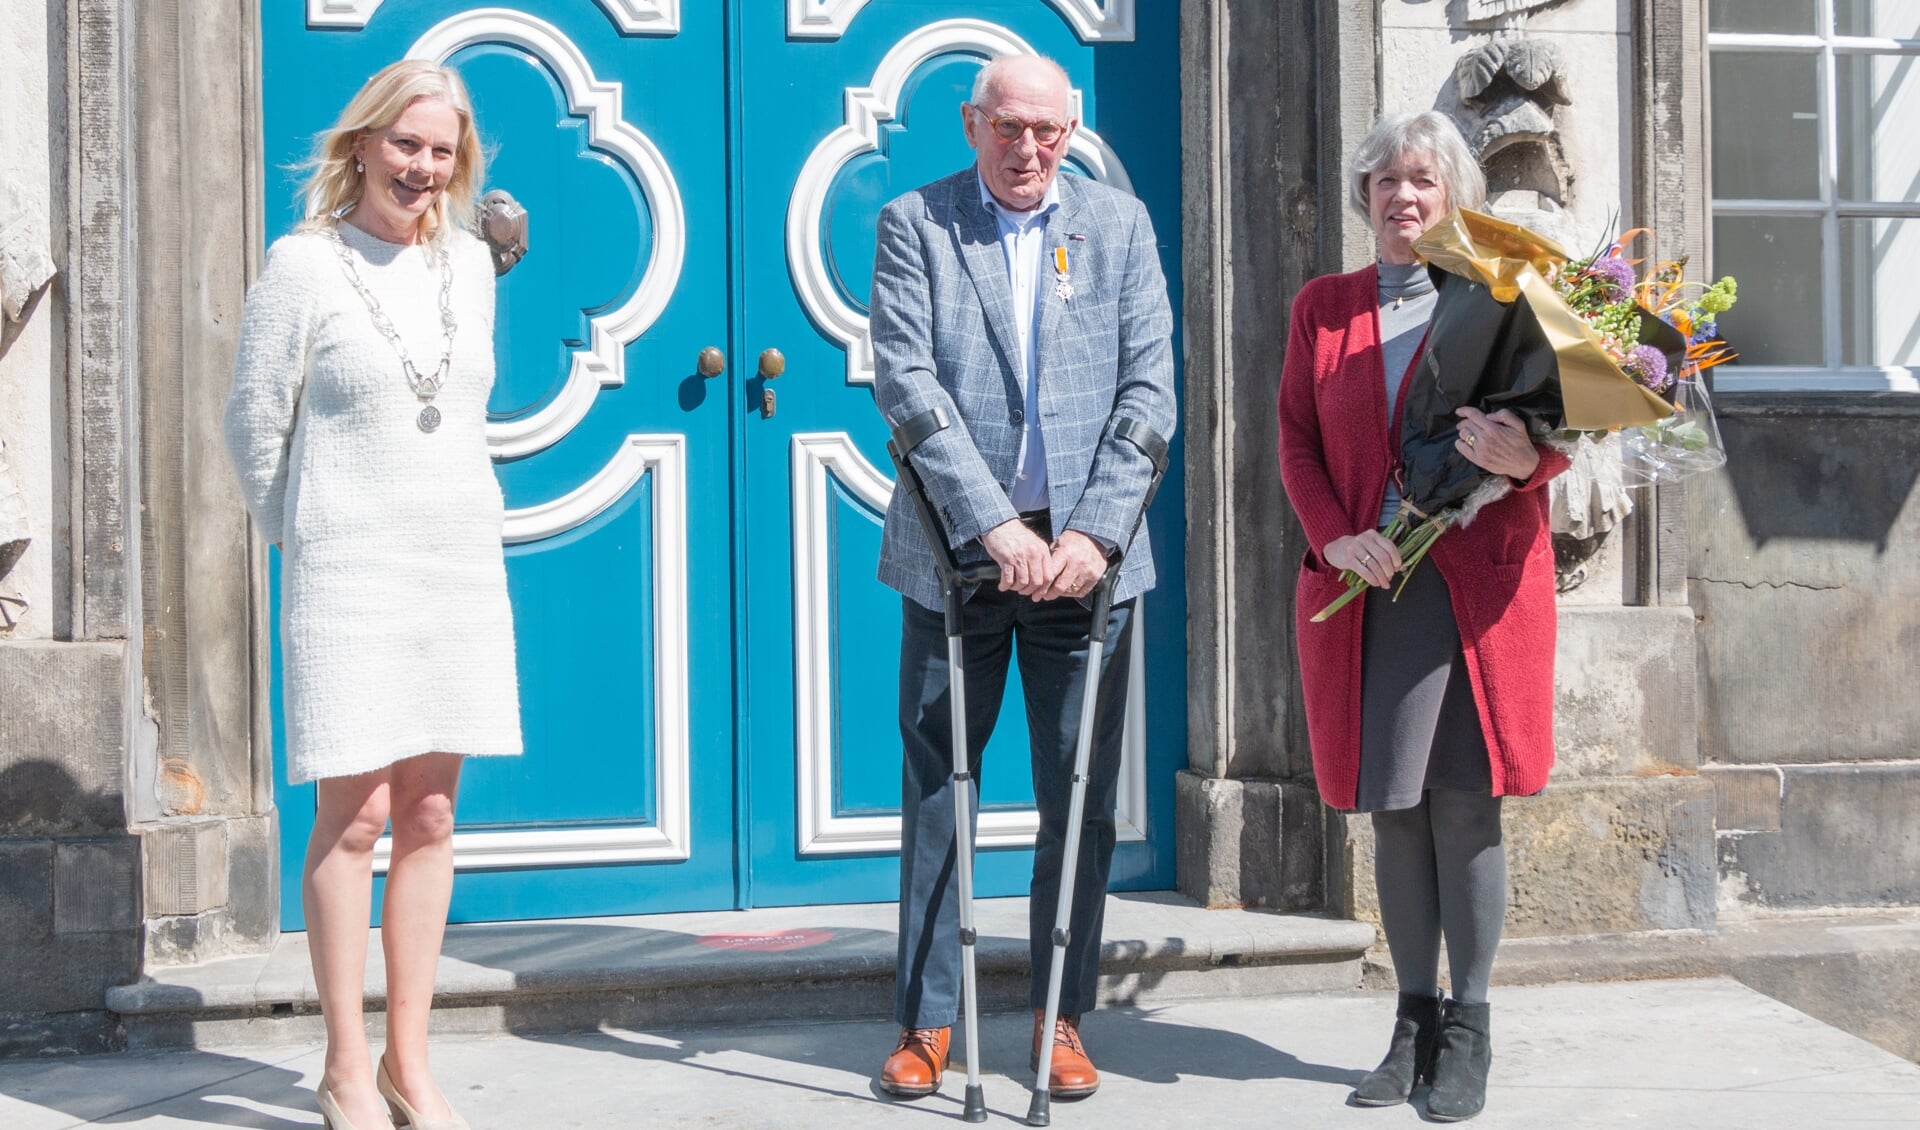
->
[697, 346, 726, 378]
[758, 348, 786, 379]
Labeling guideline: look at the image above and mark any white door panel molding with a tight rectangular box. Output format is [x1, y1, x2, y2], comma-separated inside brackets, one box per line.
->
[375, 433, 693, 873]
[409, 9, 687, 460]
[786, 0, 1135, 42]
[789, 432, 1147, 856]
[595, 0, 680, 35]
[307, 0, 383, 28]
[786, 0, 868, 39]
[786, 20, 1133, 386]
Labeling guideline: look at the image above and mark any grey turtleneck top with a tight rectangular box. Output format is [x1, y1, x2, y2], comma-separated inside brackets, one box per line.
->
[1377, 260, 1438, 528]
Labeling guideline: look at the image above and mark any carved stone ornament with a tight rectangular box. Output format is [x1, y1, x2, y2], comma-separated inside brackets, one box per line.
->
[0, 174, 57, 323]
[1452, 36, 1574, 219]
[1464, 0, 1568, 24]
[0, 438, 29, 630]
[1457, 38, 1570, 108]
[1549, 432, 1634, 592]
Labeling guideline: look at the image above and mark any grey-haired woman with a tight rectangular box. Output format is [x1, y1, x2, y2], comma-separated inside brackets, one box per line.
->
[1278, 111, 1570, 1122]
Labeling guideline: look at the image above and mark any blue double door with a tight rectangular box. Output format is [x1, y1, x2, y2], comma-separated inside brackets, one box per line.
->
[263, 1, 1183, 927]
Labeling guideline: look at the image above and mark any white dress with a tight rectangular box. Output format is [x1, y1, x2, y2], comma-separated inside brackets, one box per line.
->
[223, 222, 522, 783]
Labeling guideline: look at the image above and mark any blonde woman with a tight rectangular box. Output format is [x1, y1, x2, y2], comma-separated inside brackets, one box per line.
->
[224, 61, 518, 1130]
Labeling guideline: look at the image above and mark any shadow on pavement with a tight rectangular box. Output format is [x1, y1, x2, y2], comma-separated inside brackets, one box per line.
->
[1086, 1006, 1363, 1088]
[0, 1050, 315, 1129]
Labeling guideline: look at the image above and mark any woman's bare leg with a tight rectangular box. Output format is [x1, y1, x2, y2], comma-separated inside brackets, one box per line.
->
[306, 770, 394, 1128]
[379, 753, 465, 1121]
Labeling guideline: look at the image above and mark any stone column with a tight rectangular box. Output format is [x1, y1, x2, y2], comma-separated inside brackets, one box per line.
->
[126, 0, 275, 965]
[1174, 0, 1377, 910]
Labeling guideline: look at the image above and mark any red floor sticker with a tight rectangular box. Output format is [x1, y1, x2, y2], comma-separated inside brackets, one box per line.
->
[694, 929, 835, 953]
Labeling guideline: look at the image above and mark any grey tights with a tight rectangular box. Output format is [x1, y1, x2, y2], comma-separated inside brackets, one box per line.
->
[1371, 789, 1507, 1004]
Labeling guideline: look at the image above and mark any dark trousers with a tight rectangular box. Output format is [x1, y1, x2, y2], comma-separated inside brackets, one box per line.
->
[893, 587, 1136, 1029]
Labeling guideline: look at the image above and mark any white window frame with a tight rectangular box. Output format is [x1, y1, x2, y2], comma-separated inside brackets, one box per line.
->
[1708, 3, 1920, 391]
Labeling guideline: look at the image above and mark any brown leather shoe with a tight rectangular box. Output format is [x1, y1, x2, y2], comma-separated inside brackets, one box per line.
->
[879, 1027, 951, 1097]
[1031, 1010, 1099, 1098]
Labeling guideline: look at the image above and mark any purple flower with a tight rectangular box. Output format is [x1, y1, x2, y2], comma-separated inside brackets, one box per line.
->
[1624, 343, 1671, 392]
[1591, 256, 1638, 302]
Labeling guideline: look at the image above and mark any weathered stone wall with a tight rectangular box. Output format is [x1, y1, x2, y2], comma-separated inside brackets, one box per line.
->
[0, 0, 270, 1051]
[0, 644, 140, 1053]
[0, 0, 63, 637]
[0, 0, 144, 1054]
[1692, 394, 1920, 913]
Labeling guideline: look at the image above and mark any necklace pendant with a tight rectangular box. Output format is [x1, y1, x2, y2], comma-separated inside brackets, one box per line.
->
[418, 405, 442, 433]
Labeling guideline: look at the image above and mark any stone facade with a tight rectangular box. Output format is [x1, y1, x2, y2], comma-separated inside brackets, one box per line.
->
[1, 0, 1914, 1052]
[0, 0, 268, 1053]
[1693, 394, 1920, 913]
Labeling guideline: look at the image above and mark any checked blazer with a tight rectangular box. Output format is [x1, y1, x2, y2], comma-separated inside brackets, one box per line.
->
[871, 168, 1178, 611]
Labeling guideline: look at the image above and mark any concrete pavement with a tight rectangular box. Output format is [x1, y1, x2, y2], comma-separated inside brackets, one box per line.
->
[4, 979, 1918, 1128]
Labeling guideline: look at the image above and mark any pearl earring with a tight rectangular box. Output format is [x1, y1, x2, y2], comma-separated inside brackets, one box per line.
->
[355, 159, 364, 173]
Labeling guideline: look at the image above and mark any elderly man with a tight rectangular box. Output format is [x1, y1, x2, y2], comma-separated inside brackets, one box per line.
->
[870, 53, 1177, 1102]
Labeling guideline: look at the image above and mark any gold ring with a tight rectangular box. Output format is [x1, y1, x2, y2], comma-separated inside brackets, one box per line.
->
[1464, 432, 1477, 447]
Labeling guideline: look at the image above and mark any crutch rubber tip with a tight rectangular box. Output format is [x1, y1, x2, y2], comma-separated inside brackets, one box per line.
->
[963, 1084, 988, 1122]
[1025, 1090, 1051, 1126]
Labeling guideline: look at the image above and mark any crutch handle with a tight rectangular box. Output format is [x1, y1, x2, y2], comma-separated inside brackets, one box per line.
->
[886, 408, 1001, 591]
[1077, 417, 1170, 642]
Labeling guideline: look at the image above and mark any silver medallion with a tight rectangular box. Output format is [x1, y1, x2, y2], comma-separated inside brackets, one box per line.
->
[1054, 279, 1076, 301]
[418, 405, 442, 433]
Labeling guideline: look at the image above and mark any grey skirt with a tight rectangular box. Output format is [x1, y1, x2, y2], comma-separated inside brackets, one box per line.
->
[1354, 559, 1493, 812]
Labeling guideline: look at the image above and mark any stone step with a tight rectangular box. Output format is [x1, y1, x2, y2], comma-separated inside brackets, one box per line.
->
[105, 892, 1376, 1050]
[1490, 908, 1920, 1062]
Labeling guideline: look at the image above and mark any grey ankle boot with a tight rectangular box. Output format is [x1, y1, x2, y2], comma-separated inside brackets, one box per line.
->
[1351, 991, 1442, 1107]
[1426, 999, 1492, 1122]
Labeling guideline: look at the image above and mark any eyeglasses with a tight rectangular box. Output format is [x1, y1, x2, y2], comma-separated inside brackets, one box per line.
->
[970, 107, 1071, 147]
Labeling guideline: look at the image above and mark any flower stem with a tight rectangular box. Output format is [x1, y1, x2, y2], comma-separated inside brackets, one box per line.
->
[1308, 512, 1451, 623]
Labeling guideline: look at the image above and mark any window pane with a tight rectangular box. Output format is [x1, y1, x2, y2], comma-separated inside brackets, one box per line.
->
[1840, 218, 1920, 365]
[1710, 0, 1816, 34]
[1712, 216, 1826, 366]
[1838, 53, 1920, 201]
[1835, 1, 1920, 37]
[1710, 52, 1823, 200]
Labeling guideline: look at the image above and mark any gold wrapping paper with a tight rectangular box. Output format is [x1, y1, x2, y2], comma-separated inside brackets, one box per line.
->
[1412, 209, 1674, 431]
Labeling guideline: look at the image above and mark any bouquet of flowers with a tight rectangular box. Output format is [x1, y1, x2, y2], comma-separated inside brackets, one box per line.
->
[1604, 256, 1739, 484]
[1311, 209, 1738, 623]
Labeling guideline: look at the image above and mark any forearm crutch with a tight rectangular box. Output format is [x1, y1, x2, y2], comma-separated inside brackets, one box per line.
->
[887, 405, 1000, 1124]
[1026, 417, 1169, 1128]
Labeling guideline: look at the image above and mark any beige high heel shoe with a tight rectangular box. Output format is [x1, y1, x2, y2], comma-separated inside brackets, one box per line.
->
[317, 1082, 397, 1130]
[377, 1056, 472, 1130]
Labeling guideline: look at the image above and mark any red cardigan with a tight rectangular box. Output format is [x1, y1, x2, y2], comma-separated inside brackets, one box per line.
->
[1277, 265, 1570, 811]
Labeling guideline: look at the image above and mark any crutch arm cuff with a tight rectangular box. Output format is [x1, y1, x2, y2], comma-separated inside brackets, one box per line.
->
[888, 406, 950, 460]
[1114, 416, 1170, 474]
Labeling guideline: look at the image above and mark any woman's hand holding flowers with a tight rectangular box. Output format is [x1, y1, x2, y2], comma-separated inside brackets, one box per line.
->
[1326, 531, 1405, 589]
[1455, 407, 1540, 482]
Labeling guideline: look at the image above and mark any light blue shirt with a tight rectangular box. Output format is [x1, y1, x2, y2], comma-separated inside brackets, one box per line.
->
[978, 172, 1061, 514]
